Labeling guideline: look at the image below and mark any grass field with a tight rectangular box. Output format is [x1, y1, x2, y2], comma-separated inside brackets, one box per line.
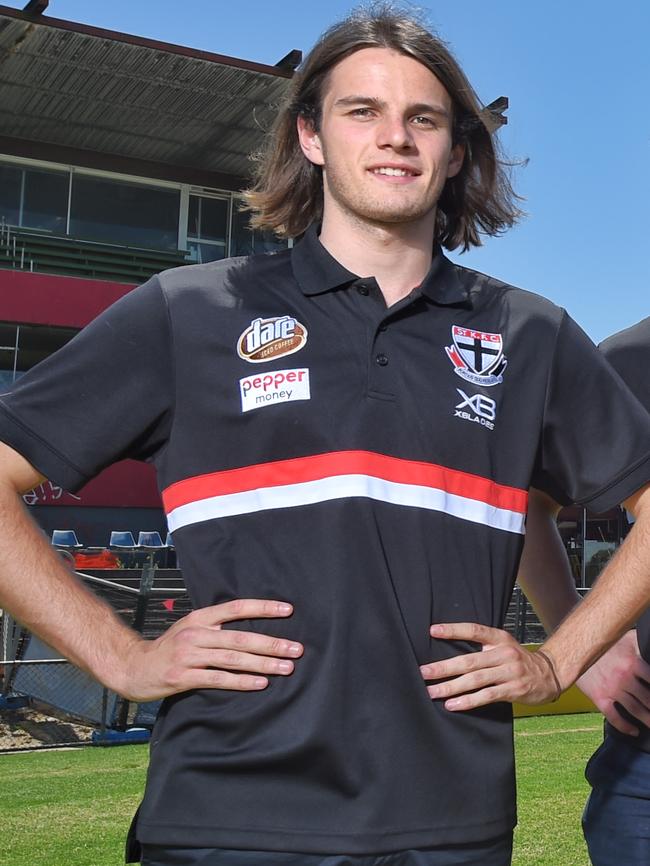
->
[0, 713, 603, 866]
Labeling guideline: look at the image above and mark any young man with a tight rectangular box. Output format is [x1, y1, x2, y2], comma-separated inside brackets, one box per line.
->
[581, 318, 650, 866]
[1, 9, 650, 866]
[497, 319, 650, 865]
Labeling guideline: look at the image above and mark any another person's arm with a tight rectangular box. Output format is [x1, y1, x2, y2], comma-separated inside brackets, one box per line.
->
[0, 442, 303, 701]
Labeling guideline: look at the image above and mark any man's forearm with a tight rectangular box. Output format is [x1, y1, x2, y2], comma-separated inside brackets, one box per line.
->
[0, 440, 304, 701]
[0, 482, 141, 693]
[542, 490, 650, 688]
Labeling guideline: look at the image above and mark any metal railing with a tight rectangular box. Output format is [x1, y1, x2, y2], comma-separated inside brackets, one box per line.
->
[0, 565, 190, 751]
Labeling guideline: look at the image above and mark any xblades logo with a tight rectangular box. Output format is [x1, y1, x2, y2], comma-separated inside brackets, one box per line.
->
[454, 388, 496, 430]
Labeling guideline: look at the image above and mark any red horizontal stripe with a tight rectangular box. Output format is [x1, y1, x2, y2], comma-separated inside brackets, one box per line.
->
[162, 451, 528, 515]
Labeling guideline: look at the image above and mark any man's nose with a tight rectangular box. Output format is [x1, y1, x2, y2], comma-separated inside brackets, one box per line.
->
[376, 115, 414, 149]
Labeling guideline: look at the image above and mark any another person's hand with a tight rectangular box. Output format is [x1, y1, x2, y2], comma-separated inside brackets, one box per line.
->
[420, 622, 562, 711]
[577, 630, 650, 736]
[117, 598, 303, 701]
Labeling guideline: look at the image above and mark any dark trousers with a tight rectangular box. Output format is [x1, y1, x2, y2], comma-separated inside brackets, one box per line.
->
[140, 835, 513, 866]
[583, 734, 650, 865]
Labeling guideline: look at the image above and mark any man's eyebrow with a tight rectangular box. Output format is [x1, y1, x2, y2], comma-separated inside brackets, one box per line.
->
[332, 95, 450, 118]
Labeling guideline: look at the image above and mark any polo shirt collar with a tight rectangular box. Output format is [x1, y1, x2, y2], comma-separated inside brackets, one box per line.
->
[291, 224, 469, 307]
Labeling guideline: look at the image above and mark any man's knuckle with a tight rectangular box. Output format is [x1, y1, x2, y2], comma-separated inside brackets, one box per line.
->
[211, 670, 229, 688]
[224, 649, 242, 667]
[232, 630, 249, 648]
[176, 626, 198, 646]
[165, 667, 183, 689]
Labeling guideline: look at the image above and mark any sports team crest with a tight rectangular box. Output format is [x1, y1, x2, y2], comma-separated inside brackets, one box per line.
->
[445, 325, 507, 386]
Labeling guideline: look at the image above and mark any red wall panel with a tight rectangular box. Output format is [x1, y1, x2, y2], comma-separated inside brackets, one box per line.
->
[0, 270, 136, 328]
[23, 460, 162, 509]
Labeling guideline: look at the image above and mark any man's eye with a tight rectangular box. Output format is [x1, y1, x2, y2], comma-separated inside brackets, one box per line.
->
[350, 108, 374, 118]
[412, 115, 436, 127]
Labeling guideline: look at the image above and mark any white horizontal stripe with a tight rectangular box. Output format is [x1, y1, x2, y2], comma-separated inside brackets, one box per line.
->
[167, 474, 525, 535]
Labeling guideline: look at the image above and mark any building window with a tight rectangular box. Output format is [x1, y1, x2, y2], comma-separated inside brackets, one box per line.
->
[23, 169, 69, 232]
[0, 164, 68, 233]
[70, 175, 180, 250]
[0, 164, 22, 227]
[0, 322, 78, 388]
[0, 157, 291, 260]
[186, 194, 229, 263]
[230, 203, 287, 257]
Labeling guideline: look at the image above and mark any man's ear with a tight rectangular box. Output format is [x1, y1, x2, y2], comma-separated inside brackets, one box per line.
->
[446, 142, 465, 179]
[297, 115, 325, 167]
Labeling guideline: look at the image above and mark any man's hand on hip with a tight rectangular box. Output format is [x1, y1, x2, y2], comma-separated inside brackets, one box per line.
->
[419, 622, 561, 711]
[118, 598, 303, 701]
[577, 630, 650, 736]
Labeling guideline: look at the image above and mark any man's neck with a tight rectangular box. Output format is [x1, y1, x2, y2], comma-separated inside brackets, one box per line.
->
[318, 213, 436, 307]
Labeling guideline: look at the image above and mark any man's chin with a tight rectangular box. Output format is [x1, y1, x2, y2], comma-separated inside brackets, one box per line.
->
[356, 206, 434, 227]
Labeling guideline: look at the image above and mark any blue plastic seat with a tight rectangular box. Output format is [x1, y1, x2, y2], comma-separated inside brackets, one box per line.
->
[51, 529, 82, 548]
[137, 531, 165, 549]
[109, 530, 136, 549]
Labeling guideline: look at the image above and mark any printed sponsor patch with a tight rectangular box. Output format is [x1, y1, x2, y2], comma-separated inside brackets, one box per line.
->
[453, 388, 496, 430]
[445, 325, 507, 386]
[239, 368, 310, 413]
[237, 315, 308, 363]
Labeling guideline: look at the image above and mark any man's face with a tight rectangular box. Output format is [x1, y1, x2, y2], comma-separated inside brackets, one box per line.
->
[297, 47, 465, 231]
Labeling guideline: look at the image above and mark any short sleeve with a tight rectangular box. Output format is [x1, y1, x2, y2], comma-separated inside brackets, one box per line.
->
[599, 318, 650, 410]
[531, 312, 650, 512]
[0, 275, 173, 492]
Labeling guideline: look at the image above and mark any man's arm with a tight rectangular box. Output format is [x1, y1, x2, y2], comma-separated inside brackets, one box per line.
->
[515, 488, 581, 630]
[0, 442, 303, 701]
[420, 483, 650, 711]
[516, 489, 650, 734]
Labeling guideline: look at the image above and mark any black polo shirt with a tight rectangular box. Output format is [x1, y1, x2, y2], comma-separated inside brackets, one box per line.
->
[2, 228, 650, 854]
[599, 317, 650, 751]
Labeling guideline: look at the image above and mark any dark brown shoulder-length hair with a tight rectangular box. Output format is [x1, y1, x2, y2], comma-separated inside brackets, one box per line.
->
[242, 3, 522, 252]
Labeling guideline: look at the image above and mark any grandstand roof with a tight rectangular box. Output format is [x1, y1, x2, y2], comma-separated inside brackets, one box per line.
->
[0, 6, 296, 183]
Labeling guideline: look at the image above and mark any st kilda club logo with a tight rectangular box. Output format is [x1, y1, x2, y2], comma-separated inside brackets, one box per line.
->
[237, 315, 308, 363]
[445, 325, 507, 387]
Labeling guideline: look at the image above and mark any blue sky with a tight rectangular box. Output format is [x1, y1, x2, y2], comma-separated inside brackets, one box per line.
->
[5, 0, 648, 340]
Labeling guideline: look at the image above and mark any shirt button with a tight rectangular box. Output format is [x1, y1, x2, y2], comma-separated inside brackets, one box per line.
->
[375, 353, 389, 366]
[357, 284, 370, 296]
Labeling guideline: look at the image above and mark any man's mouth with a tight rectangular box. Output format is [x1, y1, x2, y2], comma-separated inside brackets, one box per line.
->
[370, 167, 419, 177]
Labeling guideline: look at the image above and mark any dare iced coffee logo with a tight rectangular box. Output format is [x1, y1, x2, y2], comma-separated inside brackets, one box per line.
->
[237, 315, 308, 363]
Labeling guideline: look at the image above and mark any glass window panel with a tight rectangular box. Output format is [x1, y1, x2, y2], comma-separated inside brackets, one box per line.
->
[70, 176, 180, 250]
[230, 204, 288, 257]
[187, 241, 226, 264]
[9, 322, 78, 375]
[187, 196, 200, 238]
[197, 197, 228, 242]
[0, 322, 18, 388]
[584, 540, 617, 586]
[22, 168, 69, 233]
[0, 165, 22, 227]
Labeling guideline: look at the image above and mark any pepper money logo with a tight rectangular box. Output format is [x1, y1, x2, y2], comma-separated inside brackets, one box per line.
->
[237, 315, 308, 363]
[445, 325, 507, 387]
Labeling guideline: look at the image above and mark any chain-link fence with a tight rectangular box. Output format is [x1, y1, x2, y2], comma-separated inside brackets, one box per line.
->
[0, 564, 190, 751]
